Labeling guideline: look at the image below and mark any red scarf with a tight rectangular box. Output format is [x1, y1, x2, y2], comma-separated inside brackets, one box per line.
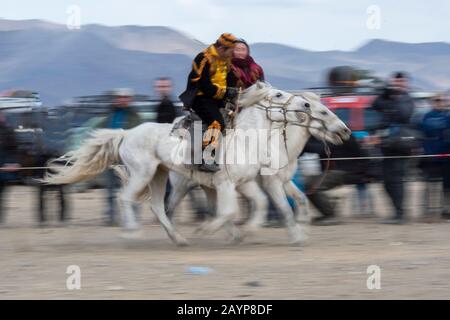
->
[231, 56, 264, 89]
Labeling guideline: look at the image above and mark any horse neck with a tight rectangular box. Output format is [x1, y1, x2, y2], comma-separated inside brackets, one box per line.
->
[234, 106, 270, 130]
[234, 104, 311, 161]
[284, 123, 311, 161]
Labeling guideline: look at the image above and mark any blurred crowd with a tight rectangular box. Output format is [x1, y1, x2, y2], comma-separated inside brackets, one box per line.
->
[1, 37, 450, 229]
[299, 72, 450, 226]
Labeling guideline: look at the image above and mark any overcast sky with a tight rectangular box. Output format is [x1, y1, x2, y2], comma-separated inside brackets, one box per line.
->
[1, 0, 449, 51]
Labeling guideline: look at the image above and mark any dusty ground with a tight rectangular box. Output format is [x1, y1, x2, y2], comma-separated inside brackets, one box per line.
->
[0, 184, 449, 299]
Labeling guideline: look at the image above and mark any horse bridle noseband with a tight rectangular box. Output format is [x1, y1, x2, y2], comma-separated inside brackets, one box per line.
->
[255, 93, 332, 193]
[254, 93, 332, 139]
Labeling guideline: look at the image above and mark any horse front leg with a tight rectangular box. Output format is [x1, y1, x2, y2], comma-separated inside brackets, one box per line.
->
[201, 181, 242, 243]
[284, 180, 310, 223]
[150, 168, 188, 246]
[262, 176, 308, 245]
[237, 180, 269, 234]
[118, 168, 153, 239]
[166, 172, 194, 221]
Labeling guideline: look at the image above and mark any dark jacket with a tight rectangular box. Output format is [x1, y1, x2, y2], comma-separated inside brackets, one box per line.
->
[302, 135, 369, 183]
[156, 97, 178, 124]
[0, 121, 18, 182]
[371, 89, 415, 128]
[0, 122, 18, 165]
[419, 109, 450, 161]
[180, 45, 235, 107]
[97, 107, 142, 129]
[371, 89, 419, 155]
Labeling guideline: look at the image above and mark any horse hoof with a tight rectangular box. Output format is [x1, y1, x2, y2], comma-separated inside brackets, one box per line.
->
[193, 221, 210, 236]
[289, 233, 308, 246]
[174, 236, 189, 247]
[296, 215, 310, 224]
[231, 236, 244, 245]
[226, 230, 245, 245]
[243, 225, 260, 236]
[193, 226, 204, 236]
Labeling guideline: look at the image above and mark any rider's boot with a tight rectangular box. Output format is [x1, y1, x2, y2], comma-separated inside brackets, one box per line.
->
[198, 121, 221, 172]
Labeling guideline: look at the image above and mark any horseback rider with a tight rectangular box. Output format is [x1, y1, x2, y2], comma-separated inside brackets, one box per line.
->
[179, 33, 239, 172]
[231, 38, 265, 89]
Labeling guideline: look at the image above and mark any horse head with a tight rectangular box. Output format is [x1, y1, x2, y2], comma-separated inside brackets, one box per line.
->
[238, 82, 351, 145]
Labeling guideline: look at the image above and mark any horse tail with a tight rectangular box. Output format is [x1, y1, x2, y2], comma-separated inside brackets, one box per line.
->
[43, 129, 126, 185]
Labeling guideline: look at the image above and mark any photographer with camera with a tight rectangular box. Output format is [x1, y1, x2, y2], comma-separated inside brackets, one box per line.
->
[371, 72, 417, 224]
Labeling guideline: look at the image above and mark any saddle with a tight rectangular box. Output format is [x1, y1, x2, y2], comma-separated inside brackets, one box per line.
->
[170, 103, 236, 170]
[171, 102, 236, 136]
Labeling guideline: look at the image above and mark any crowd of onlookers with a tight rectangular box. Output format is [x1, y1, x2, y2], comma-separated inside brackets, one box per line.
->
[1, 72, 449, 228]
[290, 72, 450, 226]
[0, 78, 186, 227]
[1, 35, 450, 229]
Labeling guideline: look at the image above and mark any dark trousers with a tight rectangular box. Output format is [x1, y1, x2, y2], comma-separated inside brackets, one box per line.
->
[105, 169, 119, 221]
[382, 158, 407, 218]
[304, 170, 347, 218]
[0, 181, 5, 223]
[422, 161, 450, 215]
[38, 184, 67, 222]
[192, 97, 225, 129]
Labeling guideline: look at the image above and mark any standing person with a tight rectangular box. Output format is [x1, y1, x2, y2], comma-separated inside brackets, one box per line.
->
[301, 135, 368, 225]
[154, 77, 182, 219]
[154, 77, 179, 124]
[29, 109, 69, 227]
[0, 111, 20, 224]
[352, 131, 376, 217]
[97, 88, 142, 226]
[230, 39, 265, 89]
[36, 156, 68, 226]
[419, 93, 450, 221]
[371, 72, 416, 224]
[179, 33, 239, 172]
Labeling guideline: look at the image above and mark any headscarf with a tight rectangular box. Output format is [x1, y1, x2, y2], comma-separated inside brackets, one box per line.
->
[231, 39, 265, 88]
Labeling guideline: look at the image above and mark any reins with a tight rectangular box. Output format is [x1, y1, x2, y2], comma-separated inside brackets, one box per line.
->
[254, 93, 333, 190]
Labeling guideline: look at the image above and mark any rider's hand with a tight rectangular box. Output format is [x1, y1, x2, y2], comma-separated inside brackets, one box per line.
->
[225, 87, 239, 100]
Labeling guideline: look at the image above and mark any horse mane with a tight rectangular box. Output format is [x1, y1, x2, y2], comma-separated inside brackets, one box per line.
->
[298, 91, 321, 103]
[237, 81, 272, 108]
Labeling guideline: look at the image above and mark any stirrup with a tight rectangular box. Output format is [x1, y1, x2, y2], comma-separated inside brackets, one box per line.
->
[198, 162, 221, 172]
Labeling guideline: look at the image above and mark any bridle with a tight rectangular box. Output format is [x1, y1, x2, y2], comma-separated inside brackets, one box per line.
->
[254, 93, 334, 145]
[254, 93, 333, 192]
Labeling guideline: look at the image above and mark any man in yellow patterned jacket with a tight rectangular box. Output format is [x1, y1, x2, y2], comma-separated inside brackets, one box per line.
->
[180, 33, 239, 172]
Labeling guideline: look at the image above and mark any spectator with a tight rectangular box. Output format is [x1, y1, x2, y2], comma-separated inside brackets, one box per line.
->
[0, 111, 20, 224]
[352, 131, 376, 217]
[97, 88, 142, 226]
[418, 93, 450, 221]
[154, 77, 183, 219]
[36, 157, 68, 226]
[301, 135, 368, 225]
[371, 72, 416, 224]
[154, 77, 179, 124]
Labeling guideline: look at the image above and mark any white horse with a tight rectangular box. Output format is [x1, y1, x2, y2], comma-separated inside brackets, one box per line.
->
[166, 168, 308, 232]
[45, 82, 350, 245]
[165, 94, 325, 232]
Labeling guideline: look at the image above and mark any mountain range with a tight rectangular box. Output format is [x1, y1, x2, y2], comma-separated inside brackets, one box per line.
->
[1, 18, 449, 106]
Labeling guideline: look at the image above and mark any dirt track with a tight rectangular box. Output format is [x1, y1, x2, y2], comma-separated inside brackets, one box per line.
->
[0, 185, 449, 299]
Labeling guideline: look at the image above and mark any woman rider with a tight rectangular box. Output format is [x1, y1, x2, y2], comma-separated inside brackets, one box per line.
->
[230, 38, 265, 89]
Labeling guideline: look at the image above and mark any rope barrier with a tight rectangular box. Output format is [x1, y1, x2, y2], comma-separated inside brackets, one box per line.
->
[299, 153, 450, 162]
[1, 153, 450, 171]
